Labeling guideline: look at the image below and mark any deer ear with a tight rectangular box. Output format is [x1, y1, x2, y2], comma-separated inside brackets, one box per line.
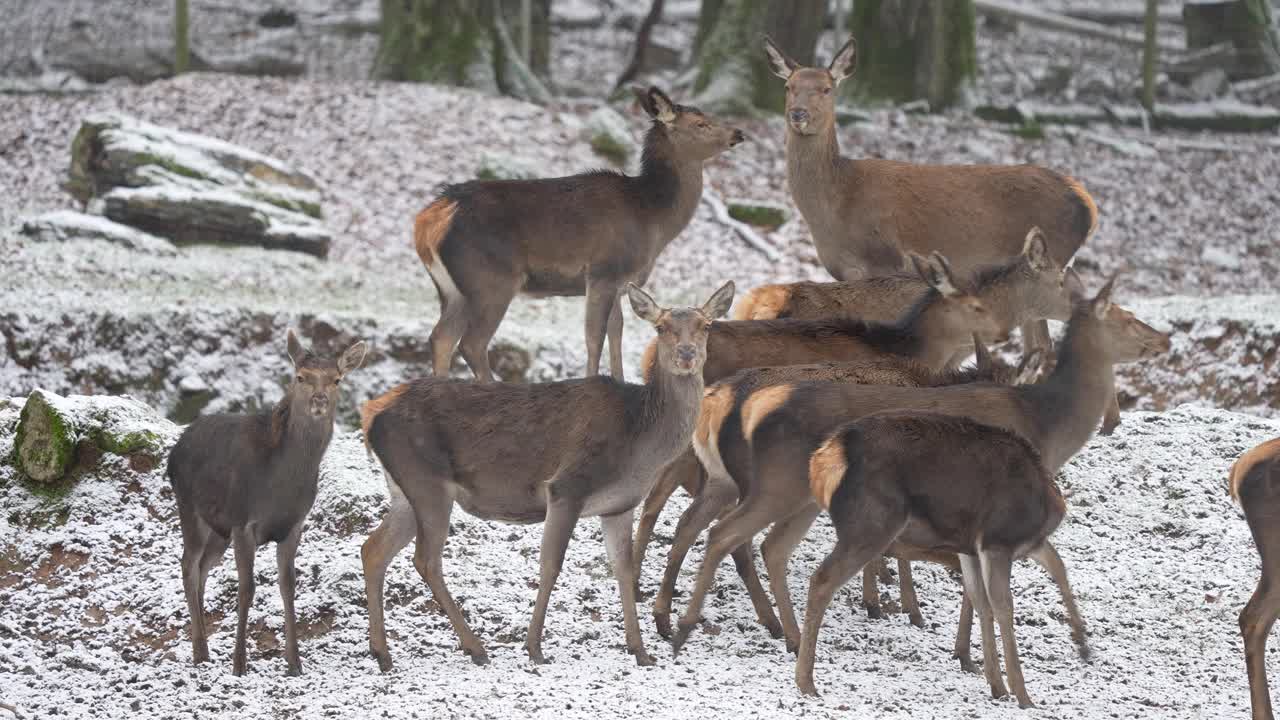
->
[645, 86, 677, 124]
[972, 333, 992, 371]
[1063, 267, 1086, 303]
[338, 341, 368, 376]
[920, 252, 960, 297]
[763, 35, 798, 80]
[1022, 226, 1052, 271]
[627, 283, 664, 324]
[828, 35, 858, 85]
[1092, 274, 1117, 319]
[701, 280, 736, 319]
[1015, 349, 1046, 385]
[286, 328, 306, 366]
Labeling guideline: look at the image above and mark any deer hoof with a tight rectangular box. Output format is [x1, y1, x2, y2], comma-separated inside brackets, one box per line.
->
[1076, 636, 1093, 662]
[469, 649, 491, 666]
[785, 637, 800, 655]
[525, 645, 548, 665]
[670, 624, 695, 657]
[908, 611, 925, 629]
[864, 603, 883, 620]
[286, 663, 302, 677]
[633, 649, 656, 667]
[232, 660, 247, 677]
[1018, 698, 1036, 709]
[762, 617, 784, 639]
[957, 657, 980, 675]
[654, 612, 673, 638]
[192, 643, 210, 665]
[796, 678, 820, 697]
[373, 650, 393, 673]
[990, 683, 1009, 700]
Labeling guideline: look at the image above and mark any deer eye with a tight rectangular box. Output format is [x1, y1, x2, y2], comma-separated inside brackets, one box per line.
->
[295, 374, 304, 383]
[822, 87, 831, 95]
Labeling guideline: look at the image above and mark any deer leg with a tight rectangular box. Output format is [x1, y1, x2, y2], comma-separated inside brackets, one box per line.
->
[457, 291, 514, 383]
[761, 504, 822, 654]
[409, 497, 488, 665]
[601, 509, 654, 666]
[606, 292, 625, 381]
[362, 493, 419, 672]
[953, 588, 979, 674]
[633, 459, 682, 597]
[526, 498, 582, 664]
[982, 549, 1033, 708]
[960, 553, 1007, 700]
[654, 468, 738, 638]
[180, 515, 216, 665]
[729, 541, 782, 641]
[861, 557, 884, 620]
[670, 498, 791, 656]
[428, 293, 469, 378]
[1020, 319, 1052, 354]
[231, 526, 257, 677]
[1100, 391, 1122, 435]
[584, 278, 620, 379]
[897, 558, 925, 628]
[276, 522, 304, 676]
[1028, 541, 1090, 659]
[1242, 575, 1280, 720]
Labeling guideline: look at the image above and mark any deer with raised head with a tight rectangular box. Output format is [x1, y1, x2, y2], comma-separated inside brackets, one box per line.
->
[167, 329, 367, 676]
[762, 37, 1124, 430]
[802, 411, 1068, 707]
[414, 86, 743, 382]
[1233, 437, 1280, 720]
[359, 281, 734, 671]
[644, 337, 1044, 638]
[669, 274, 1169, 662]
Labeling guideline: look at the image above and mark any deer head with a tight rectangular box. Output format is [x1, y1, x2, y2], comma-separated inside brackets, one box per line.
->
[285, 329, 368, 420]
[633, 86, 746, 161]
[1064, 271, 1171, 363]
[628, 281, 735, 375]
[764, 35, 857, 136]
[909, 251, 1007, 345]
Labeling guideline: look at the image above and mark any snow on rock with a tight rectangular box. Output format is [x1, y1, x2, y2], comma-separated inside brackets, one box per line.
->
[0, 401, 1276, 718]
[583, 105, 639, 167]
[19, 209, 177, 256]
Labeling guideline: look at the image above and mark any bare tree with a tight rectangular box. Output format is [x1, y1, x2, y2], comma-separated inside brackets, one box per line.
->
[849, 0, 977, 110]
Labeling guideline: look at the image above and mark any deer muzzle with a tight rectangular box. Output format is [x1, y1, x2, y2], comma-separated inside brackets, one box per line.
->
[310, 393, 329, 417]
[788, 108, 810, 131]
[675, 344, 698, 371]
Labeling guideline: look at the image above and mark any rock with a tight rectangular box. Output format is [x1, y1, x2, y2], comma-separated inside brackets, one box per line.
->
[1201, 246, 1242, 270]
[1081, 132, 1158, 158]
[553, 0, 607, 28]
[178, 375, 208, 394]
[835, 106, 875, 126]
[0, 71, 95, 95]
[13, 389, 171, 485]
[958, 139, 1000, 163]
[66, 112, 329, 257]
[200, 33, 307, 77]
[477, 151, 543, 181]
[1189, 67, 1231, 101]
[583, 107, 638, 167]
[725, 199, 789, 230]
[20, 210, 177, 256]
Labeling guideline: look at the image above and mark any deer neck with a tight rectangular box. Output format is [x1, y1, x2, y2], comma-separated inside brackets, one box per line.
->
[785, 123, 843, 233]
[640, 363, 705, 458]
[1024, 314, 1114, 471]
[271, 399, 335, 471]
[637, 126, 705, 250]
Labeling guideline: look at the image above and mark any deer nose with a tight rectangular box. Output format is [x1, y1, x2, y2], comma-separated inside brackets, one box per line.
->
[789, 108, 810, 125]
[675, 344, 698, 365]
[730, 129, 746, 146]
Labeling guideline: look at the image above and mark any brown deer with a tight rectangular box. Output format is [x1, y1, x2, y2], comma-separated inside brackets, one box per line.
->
[414, 86, 743, 382]
[359, 281, 734, 671]
[167, 329, 367, 676]
[644, 337, 1044, 638]
[669, 274, 1170, 661]
[1233, 437, 1280, 720]
[763, 35, 1100, 414]
[802, 412, 1069, 707]
[633, 243, 1070, 593]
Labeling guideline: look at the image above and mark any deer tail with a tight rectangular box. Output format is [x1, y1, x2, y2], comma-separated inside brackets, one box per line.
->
[413, 198, 459, 267]
[1064, 175, 1099, 242]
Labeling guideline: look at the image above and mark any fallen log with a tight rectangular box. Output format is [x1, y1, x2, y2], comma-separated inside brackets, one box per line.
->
[974, 0, 1183, 54]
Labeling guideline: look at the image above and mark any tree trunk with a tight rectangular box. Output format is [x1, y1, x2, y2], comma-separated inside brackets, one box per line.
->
[1183, 0, 1280, 79]
[692, 0, 825, 113]
[849, 0, 977, 110]
[373, 0, 551, 100]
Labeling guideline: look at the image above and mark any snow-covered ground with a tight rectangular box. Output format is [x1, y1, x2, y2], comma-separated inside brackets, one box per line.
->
[0, 399, 1275, 719]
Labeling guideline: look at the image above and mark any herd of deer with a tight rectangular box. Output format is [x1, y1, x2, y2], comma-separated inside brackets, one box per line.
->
[162, 37, 1280, 717]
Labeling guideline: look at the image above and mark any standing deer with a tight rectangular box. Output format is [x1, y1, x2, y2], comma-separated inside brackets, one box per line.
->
[644, 337, 1044, 638]
[167, 329, 367, 676]
[414, 86, 743, 382]
[633, 240, 1072, 596]
[1233, 437, 1280, 720]
[803, 412, 1068, 707]
[762, 37, 1125, 431]
[359, 281, 734, 671]
[669, 274, 1169, 661]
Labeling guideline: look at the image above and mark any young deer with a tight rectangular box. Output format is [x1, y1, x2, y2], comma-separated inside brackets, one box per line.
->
[167, 329, 367, 676]
[802, 412, 1068, 707]
[644, 337, 1044, 638]
[1232, 437, 1280, 720]
[763, 36, 1096, 378]
[359, 281, 735, 670]
[669, 274, 1169, 660]
[415, 86, 743, 382]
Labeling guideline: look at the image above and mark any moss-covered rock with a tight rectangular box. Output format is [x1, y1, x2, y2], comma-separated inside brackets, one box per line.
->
[12, 390, 175, 487]
[583, 107, 638, 167]
[726, 199, 789, 229]
[476, 152, 541, 181]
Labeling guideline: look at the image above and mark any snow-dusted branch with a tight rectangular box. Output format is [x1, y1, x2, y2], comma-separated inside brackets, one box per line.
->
[701, 189, 780, 262]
